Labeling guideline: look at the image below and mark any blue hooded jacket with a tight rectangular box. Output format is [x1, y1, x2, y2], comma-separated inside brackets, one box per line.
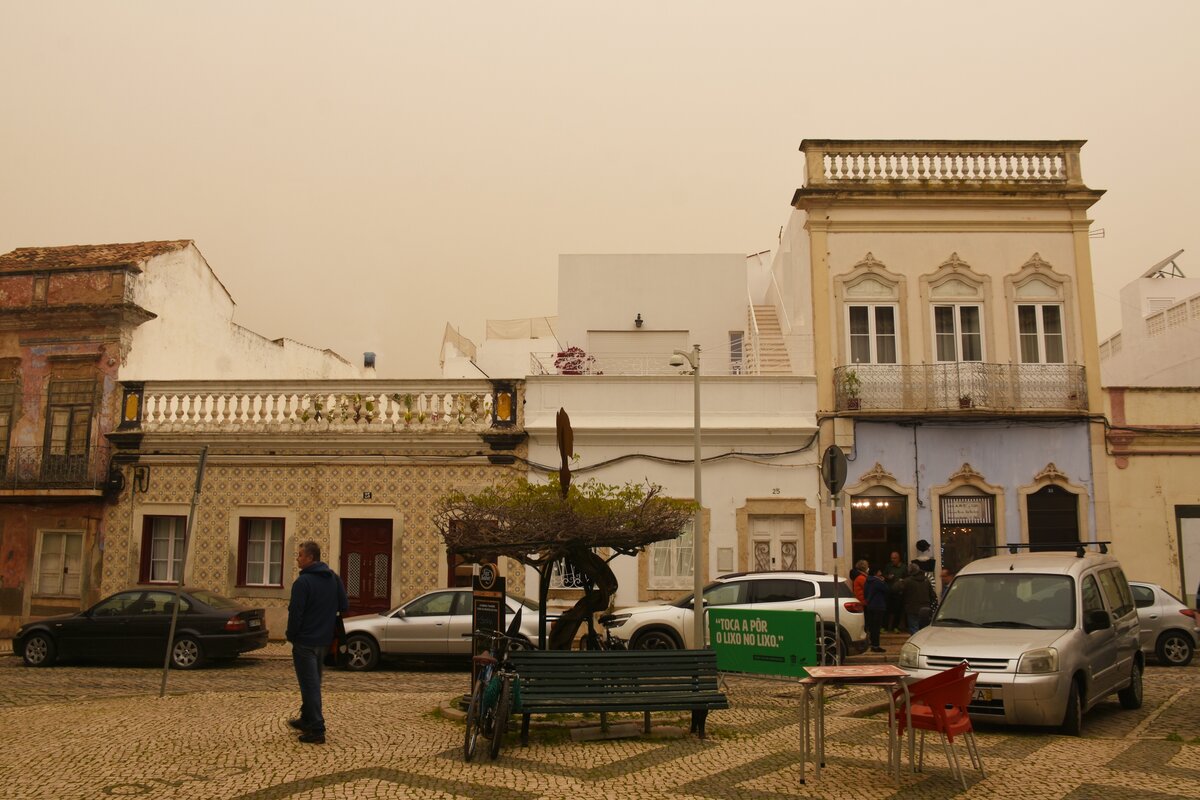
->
[286, 561, 349, 647]
[864, 573, 888, 611]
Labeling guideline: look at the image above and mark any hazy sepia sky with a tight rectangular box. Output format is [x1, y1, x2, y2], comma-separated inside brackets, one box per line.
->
[2, 2, 1196, 377]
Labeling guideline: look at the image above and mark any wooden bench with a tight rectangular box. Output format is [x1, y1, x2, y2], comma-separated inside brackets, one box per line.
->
[508, 649, 729, 743]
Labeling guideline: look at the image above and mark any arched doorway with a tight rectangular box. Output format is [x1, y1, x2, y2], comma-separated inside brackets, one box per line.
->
[849, 489, 907, 571]
[1027, 485, 1079, 552]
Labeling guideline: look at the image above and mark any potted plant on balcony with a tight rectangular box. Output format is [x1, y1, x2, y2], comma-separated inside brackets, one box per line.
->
[554, 346, 595, 376]
[841, 368, 862, 410]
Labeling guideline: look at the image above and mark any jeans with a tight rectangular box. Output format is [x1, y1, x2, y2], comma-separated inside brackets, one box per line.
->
[293, 644, 326, 733]
[906, 612, 922, 635]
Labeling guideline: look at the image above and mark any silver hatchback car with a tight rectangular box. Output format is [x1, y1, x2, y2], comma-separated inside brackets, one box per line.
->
[1129, 581, 1198, 666]
[341, 588, 553, 671]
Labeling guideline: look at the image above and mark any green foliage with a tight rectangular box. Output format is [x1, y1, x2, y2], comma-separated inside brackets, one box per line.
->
[436, 474, 696, 565]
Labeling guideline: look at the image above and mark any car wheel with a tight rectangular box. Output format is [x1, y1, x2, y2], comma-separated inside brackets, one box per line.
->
[171, 636, 205, 670]
[630, 629, 681, 650]
[1060, 678, 1083, 736]
[1118, 660, 1144, 710]
[344, 634, 380, 671]
[1155, 631, 1195, 666]
[22, 632, 57, 667]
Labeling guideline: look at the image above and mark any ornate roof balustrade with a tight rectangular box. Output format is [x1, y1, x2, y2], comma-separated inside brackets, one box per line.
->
[833, 363, 1087, 414]
[129, 380, 517, 434]
[800, 139, 1085, 188]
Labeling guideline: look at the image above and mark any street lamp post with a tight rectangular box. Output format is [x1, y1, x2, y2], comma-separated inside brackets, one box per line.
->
[671, 344, 704, 649]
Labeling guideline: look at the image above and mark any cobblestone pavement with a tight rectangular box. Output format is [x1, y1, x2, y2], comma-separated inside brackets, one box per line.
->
[1, 649, 1197, 800]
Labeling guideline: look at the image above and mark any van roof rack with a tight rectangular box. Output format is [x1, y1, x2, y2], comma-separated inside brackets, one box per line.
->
[977, 541, 1111, 558]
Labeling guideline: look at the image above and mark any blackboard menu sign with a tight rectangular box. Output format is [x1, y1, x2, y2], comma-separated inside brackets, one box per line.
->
[470, 564, 506, 683]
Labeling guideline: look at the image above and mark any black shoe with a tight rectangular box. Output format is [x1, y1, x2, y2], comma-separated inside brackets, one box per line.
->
[298, 731, 326, 744]
[871, 646, 886, 653]
[287, 718, 309, 731]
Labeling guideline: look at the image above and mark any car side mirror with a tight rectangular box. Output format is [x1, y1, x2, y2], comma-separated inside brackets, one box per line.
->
[393, 609, 406, 619]
[1083, 608, 1111, 633]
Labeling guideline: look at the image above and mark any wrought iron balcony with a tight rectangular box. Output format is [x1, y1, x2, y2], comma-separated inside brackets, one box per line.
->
[0, 445, 112, 492]
[833, 363, 1087, 414]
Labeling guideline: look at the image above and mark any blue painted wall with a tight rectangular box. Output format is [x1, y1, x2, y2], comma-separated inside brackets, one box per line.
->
[845, 419, 1095, 550]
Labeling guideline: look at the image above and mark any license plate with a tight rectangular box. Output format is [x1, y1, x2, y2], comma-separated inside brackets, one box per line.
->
[248, 619, 261, 628]
[972, 687, 993, 702]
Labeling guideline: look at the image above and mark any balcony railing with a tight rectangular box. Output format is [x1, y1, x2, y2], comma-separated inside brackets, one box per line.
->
[137, 380, 512, 433]
[0, 445, 112, 491]
[833, 364, 1087, 413]
[801, 140, 1084, 188]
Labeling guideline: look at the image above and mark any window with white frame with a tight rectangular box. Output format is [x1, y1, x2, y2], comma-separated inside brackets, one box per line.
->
[649, 520, 694, 590]
[141, 515, 186, 583]
[847, 305, 898, 364]
[36, 531, 83, 596]
[1017, 304, 1065, 363]
[238, 517, 285, 587]
[729, 331, 744, 374]
[933, 304, 983, 362]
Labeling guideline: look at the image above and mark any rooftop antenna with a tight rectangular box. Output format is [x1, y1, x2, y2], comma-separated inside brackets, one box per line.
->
[1142, 249, 1186, 279]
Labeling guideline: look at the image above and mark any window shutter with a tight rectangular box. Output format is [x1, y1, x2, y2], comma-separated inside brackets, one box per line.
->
[236, 518, 249, 587]
[139, 517, 153, 583]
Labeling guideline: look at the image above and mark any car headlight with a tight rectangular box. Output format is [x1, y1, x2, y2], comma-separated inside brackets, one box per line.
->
[1017, 647, 1059, 674]
[601, 613, 631, 629]
[898, 642, 920, 668]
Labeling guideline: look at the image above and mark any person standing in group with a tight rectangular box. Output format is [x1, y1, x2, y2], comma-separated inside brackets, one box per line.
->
[883, 551, 907, 632]
[940, 567, 955, 603]
[864, 568, 888, 653]
[913, 539, 936, 574]
[852, 559, 869, 603]
[286, 540, 348, 745]
[902, 562, 937, 635]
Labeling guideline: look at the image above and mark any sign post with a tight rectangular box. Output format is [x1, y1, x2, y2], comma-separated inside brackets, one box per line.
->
[821, 445, 848, 665]
[470, 563, 505, 685]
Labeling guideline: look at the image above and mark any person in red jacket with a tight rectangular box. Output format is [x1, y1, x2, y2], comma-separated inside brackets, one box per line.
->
[852, 559, 868, 603]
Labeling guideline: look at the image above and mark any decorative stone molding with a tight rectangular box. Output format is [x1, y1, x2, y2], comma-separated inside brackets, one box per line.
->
[949, 463, 986, 484]
[1034, 462, 1070, 484]
[859, 462, 896, 485]
[1021, 252, 1053, 272]
[854, 252, 887, 271]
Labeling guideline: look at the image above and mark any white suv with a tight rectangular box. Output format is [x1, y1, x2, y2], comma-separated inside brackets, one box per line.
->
[599, 571, 869, 660]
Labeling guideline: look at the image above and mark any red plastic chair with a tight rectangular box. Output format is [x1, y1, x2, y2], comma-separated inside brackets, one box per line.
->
[903, 673, 985, 788]
[893, 660, 968, 714]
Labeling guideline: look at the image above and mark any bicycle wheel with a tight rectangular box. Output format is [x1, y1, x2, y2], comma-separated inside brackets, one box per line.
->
[463, 679, 485, 762]
[488, 676, 513, 760]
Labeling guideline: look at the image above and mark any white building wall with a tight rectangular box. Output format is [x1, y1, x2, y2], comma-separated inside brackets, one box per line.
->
[558, 254, 748, 365]
[523, 375, 821, 607]
[1099, 277, 1200, 386]
[123, 244, 364, 380]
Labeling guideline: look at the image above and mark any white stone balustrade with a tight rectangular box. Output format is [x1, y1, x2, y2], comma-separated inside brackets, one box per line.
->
[137, 381, 506, 433]
[801, 140, 1085, 187]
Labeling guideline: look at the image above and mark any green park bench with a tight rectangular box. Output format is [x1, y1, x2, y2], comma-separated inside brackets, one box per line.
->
[508, 649, 729, 744]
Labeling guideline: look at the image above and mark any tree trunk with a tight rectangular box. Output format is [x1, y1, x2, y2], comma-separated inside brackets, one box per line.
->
[547, 547, 616, 650]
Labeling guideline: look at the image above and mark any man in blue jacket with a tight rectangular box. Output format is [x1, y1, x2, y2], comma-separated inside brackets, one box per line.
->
[286, 540, 348, 744]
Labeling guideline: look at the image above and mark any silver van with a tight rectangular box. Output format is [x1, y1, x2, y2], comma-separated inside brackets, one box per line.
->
[898, 550, 1142, 735]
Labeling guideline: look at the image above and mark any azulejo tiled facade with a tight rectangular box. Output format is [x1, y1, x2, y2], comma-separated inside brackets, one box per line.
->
[103, 381, 528, 633]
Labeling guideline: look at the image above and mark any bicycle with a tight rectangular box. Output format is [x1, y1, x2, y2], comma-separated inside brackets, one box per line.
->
[463, 616, 525, 762]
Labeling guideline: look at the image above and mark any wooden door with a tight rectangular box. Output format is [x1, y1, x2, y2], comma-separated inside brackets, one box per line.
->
[340, 519, 393, 616]
[750, 516, 802, 572]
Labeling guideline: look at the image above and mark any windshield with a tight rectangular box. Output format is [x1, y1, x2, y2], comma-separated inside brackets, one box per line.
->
[511, 595, 542, 611]
[935, 574, 1075, 630]
[672, 581, 725, 609]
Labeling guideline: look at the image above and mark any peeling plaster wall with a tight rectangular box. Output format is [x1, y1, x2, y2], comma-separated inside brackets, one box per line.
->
[123, 244, 365, 380]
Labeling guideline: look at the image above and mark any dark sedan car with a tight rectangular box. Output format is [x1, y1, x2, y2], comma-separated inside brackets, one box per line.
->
[13, 588, 268, 670]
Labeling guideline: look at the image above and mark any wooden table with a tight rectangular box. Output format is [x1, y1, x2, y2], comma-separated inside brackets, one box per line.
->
[797, 664, 914, 785]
